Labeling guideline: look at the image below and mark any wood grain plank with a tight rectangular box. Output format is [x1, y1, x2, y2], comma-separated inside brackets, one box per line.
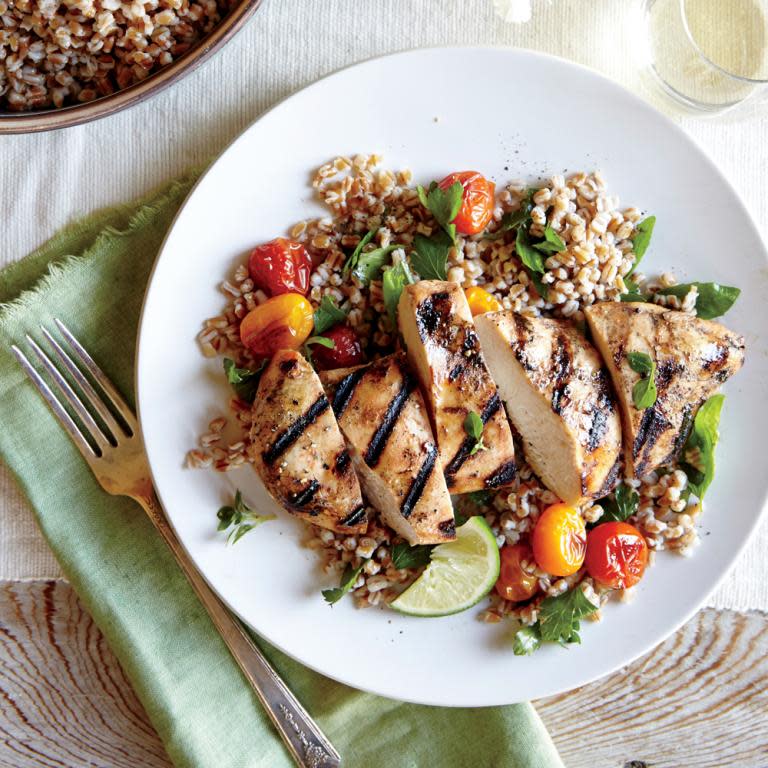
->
[1, 580, 767, 768]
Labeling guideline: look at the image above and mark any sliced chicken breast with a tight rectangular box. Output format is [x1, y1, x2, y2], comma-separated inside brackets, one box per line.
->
[585, 301, 745, 478]
[320, 354, 456, 545]
[249, 350, 367, 533]
[475, 311, 622, 505]
[397, 280, 517, 494]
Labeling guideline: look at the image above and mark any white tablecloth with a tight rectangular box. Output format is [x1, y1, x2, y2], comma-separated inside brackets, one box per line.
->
[2, 0, 767, 611]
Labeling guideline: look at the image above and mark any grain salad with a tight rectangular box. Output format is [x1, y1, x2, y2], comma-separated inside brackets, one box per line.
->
[190, 155, 744, 653]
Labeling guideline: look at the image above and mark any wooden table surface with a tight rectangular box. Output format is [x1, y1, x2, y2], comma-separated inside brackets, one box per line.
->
[1, 580, 766, 768]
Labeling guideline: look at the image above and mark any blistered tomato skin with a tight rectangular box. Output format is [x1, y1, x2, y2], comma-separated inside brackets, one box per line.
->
[465, 286, 502, 316]
[495, 544, 539, 602]
[248, 238, 313, 297]
[585, 522, 649, 589]
[311, 325, 364, 370]
[239, 293, 314, 357]
[438, 171, 496, 236]
[532, 503, 587, 577]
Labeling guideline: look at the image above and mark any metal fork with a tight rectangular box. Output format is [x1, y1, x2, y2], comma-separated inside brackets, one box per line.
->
[12, 319, 340, 768]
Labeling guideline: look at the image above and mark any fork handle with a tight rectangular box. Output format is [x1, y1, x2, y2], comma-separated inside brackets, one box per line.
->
[136, 489, 341, 768]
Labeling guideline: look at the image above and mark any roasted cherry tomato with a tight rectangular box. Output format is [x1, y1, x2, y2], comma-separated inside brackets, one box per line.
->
[438, 171, 496, 236]
[585, 521, 649, 589]
[239, 293, 313, 356]
[310, 324, 364, 370]
[248, 238, 312, 297]
[464, 286, 502, 316]
[495, 544, 539, 603]
[532, 503, 587, 577]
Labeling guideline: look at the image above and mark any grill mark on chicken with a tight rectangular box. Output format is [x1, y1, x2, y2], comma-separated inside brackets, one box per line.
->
[586, 371, 614, 453]
[400, 443, 438, 519]
[656, 359, 684, 394]
[632, 405, 672, 476]
[438, 518, 456, 538]
[666, 402, 694, 465]
[279, 358, 297, 374]
[415, 292, 450, 340]
[262, 394, 329, 464]
[331, 368, 366, 418]
[334, 449, 352, 475]
[702, 344, 729, 373]
[339, 504, 367, 528]
[485, 459, 517, 488]
[286, 480, 320, 509]
[448, 361, 465, 382]
[550, 333, 572, 415]
[363, 372, 417, 467]
[511, 313, 534, 371]
[443, 393, 503, 484]
[595, 456, 621, 497]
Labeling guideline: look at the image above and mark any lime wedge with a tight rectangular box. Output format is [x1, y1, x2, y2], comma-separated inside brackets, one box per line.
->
[391, 517, 500, 617]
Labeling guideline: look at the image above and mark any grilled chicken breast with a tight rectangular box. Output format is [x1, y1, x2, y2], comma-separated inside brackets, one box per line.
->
[397, 280, 517, 493]
[585, 302, 745, 478]
[320, 355, 456, 545]
[249, 350, 367, 533]
[475, 311, 622, 505]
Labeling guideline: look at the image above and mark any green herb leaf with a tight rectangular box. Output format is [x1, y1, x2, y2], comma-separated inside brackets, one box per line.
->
[680, 394, 725, 501]
[417, 180, 463, 242]
[343, 229, 376, 275]
[223, 358, 265, 404]
[391, 542, 434, 570]
[656, 282, 740, 320]
[533, 226, 566, 254]
[313, 295, 348, 334]
[216, 505, 235, 531]
[468, 490, 491, 506]
[352, 245, 402, 285]
[516, 226, 546, 275]
[538, 585, 599, 645]
[513, 625, 542, 656]
[411, 230, 452, 281]
[484, 190, 535, 240]
[628, 215, 656, 275]
[382, 260, 415, 323]
[321, 561, 366, 605]
[598, 484, 639, 523]
[464, 411, 488, 456]
[216, 490, 274, 545]
[627, 351, 658, 409]
[620, 292, 650, 303]
[305, 336, 335, 349]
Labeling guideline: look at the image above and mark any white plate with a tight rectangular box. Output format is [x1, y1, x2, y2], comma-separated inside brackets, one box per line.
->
[137, 48, 768, 707]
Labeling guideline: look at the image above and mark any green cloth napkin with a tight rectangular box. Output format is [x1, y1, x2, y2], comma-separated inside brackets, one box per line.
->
[0, 174, 565, 768]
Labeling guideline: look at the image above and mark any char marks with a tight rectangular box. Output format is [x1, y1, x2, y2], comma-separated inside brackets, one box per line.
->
[339, 505, 367, 528]
[262, 394, 330, 464]
[331, 368, 366, 418]
[485, 460, 517, 488]
[550, 333, 572, 415]
[443, 393, 503, 482]
[400, 444, 438, 519]
[632, 405, 672, 476]
[364, 372, 417, 467]
[287, 480, 320, 509]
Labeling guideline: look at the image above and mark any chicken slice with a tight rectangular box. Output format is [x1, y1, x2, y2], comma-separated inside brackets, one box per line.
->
[475, 311, 622, 505]
[320, 355, 456, 544]
[584, 301, 745, 478]
[249, 350, 367, 533]
[397, 280, 517, 494]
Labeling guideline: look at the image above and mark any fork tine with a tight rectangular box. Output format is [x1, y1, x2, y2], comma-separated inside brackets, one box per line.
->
[54, 318, 137, 434]
[12, 345, 99, 461]
[40, 326, 127, 441]
[25, 335, 111, 451]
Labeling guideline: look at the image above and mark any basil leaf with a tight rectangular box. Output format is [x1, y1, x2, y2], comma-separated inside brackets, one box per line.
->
[313, 295, 348, 334]
[343, 229, 376, 275]
[628, 215, 656, 275]
[305, 336, 335, 349]
[322, 561, 366, 605]
[621, 292, 649, 303]
[464, 411, 487, 456]
[417, 180, 463, 242]
[598, 484, 639, 523]
[533, 226, 566, 254]
[223, 358, 264, 404]
[627, 351, 658, 409]
[516, 226, 546, 275]
[382, 260, 415, 322]
[680, 394, 725, 501]
[483, 190, 535, 240]
[468, 490, 491, 506]
[353, 245, 401, 285]
[513, 625, 541, 656]
[656, 282, 740, 320]
[412, 230, 452, 280]
[538, 585, 598, 645]
[391, 542, 434, 570]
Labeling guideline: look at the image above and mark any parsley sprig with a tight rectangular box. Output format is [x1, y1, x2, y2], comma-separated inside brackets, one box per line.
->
[597, 483, 639, 524]
[223, 358, 265, 404]
[382, 260, 415, 322]
[464, 411, 488, 456]
[391, 541, 434, 570]
[217, 490, 274, 545]
[626, 351, 658, 409]
[313, 295, 347, 334]
[322, 561, 366, 605]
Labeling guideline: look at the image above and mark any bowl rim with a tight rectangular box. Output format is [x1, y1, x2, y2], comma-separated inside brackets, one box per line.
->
[0, 0, 264, 135]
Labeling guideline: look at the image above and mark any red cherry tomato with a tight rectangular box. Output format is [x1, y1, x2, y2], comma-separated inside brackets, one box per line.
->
[248, 238, 312, 297]
[495, 544, 539, 603]
[311, 325, 364, 370]
[438, 171, 496, 235]
[585, 522, 649, 589]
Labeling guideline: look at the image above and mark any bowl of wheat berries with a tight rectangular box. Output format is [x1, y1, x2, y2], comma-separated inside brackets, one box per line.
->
[0, 0, 262, 134]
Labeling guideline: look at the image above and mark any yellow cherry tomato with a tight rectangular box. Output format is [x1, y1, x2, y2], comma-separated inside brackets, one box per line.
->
[532, 503, 587, 577]
[239, 293, 313, 357]
[464, 286, 502, 316]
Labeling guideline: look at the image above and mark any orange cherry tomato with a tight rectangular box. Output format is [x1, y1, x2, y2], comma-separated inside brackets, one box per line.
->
[239, 293, 313, 357]
[438, 171, 496, 235]
[532, 503, 587, 577]
[585, 522, 649, 589]
[464, 286, 502, 316]
[495, 544, 539, 602]
[248, 238, 313, 297]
